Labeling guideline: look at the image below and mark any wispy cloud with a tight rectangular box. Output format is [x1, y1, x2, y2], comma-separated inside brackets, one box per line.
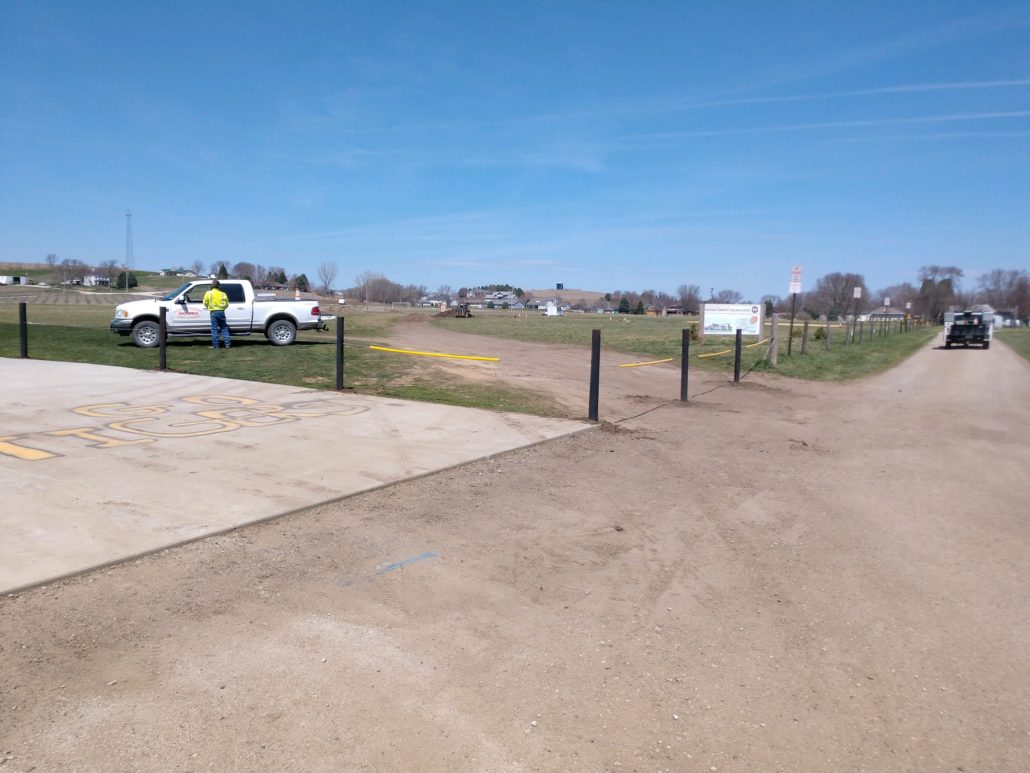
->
[621, 111, 1030, 144]
[739, 8, 1030, 92]
[657, 79, 1030, 113]
[824, 130, 1030, 144]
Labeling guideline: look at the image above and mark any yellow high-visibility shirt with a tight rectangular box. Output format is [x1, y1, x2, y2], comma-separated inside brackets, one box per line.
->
[203, 288, 229, 311]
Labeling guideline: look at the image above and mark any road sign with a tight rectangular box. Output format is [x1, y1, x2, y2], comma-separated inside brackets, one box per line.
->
[853, 287, 862, 299]
[884, 296, 891, 307]
[789, 265, 802, 295]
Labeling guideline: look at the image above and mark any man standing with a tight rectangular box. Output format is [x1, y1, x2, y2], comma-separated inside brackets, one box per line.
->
[203, 279, 231, 349]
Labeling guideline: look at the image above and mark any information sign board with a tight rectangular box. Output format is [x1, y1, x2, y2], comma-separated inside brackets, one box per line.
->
[702, 303, 762, 336]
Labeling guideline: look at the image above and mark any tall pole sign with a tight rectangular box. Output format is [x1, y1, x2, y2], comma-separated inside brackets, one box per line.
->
[853, 286, 862, 337]
[787, 265, 802, 355]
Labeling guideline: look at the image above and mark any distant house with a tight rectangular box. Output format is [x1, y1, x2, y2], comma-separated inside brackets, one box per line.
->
[0, 275, 29, 285]
[82, 274, 111, 287]
[866, 306, 906, 321]
[417, 293, 451, 307]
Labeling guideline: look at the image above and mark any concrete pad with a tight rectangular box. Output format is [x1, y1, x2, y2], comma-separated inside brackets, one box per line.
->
[1, 360, 591, 593]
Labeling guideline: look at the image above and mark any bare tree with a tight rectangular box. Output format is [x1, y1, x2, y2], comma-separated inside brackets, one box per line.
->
[57, 258, 87, 284]
[232, 261, 257, 280]
[873, 282, 918, 311]
[976, 269, 1029, 312]
[713, 289, 744, 303]
[191, 259, 204, 275]
[46, 253, 58, 278]
[676, 284, 701, 311]
[100, 259, 120, 288]
[317, 261, 339, 294]
[806, 273, 866, 319]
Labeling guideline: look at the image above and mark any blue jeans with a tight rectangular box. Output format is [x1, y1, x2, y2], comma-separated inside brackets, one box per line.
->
[210, 310, 231, 348]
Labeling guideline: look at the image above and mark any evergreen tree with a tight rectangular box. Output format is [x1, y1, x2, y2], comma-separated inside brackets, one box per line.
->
[634, 300, 645, 315]
[115, 271, 138, 289]
[295, 273, 310, 291]
[618, 297, 630, 314]
[217, 263, 228, 279]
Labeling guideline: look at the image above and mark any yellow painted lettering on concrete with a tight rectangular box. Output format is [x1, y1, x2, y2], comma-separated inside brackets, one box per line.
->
[74, 402, 170, 418]
[109, 416, 241, 438]
[180, 395, 262, 407]
[47, 427, 154, 449]
[0, 436, 57, 461]
[272, 400, 370, 419]
[194, 406, 294, 428]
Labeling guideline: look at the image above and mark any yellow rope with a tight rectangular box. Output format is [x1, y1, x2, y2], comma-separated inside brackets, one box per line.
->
[619, 357, 674, 368]
[369, 345, 499, 362]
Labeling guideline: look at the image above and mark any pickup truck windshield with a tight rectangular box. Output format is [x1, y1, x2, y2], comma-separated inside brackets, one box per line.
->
[162, 283, 192, 301]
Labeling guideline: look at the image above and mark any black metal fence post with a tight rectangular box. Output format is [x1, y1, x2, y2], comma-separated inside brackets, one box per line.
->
[19, 302, 28, 358]
[336, 316, 345, 390]
[733, 329, 742, 383]
[588, 329, 600, 421]
[158, 307, 167, 371]
[680, 328, 689, 402]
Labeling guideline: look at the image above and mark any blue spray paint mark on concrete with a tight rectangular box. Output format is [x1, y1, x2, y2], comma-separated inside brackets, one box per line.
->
[339, 551, 439, 587]
[377, 551, 439, 574]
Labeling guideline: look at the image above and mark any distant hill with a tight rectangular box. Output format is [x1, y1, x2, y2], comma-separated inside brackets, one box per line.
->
[526, 288, 609, 306]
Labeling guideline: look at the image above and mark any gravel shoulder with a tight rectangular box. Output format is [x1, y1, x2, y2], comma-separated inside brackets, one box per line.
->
[2, 330, 1028, 772]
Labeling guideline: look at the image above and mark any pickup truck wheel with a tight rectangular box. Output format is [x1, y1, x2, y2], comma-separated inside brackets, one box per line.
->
[983, 342, 990, 349]
[266, 319, 297, 345]
[131, 320, 160, 348]
[944, 341, 951, 348]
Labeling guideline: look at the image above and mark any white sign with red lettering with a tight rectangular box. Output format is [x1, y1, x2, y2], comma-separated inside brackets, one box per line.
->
[789, 265, 802, 295]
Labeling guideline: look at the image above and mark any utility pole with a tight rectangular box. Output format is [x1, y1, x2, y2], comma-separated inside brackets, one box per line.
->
[124, 209, 134, 291]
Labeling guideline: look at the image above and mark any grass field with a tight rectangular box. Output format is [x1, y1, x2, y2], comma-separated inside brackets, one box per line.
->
[996, 328, 1030, 362]
[433, 310, 937, 381]
[1, 265, 223, 292]
[2, 299, 939, 414]
[0, 302, 562, 415]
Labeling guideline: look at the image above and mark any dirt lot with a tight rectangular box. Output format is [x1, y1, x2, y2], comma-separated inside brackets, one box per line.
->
[2, 325, 1028, 772]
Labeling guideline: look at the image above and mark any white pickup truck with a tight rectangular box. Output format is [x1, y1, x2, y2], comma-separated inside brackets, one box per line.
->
[111, 279, 330, 347]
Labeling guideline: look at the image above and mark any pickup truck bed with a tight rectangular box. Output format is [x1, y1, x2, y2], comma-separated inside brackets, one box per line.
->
[945, 313, 990, 349]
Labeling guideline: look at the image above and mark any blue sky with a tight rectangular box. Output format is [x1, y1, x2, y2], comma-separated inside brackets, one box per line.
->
[2, 1, 1028, 299]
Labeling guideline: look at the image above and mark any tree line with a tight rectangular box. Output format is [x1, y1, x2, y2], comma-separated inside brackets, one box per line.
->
[763, 266, 1028, 322]
[41, 253, 1028, 319]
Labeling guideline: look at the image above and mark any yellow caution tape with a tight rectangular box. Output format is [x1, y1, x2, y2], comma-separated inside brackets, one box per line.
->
[619, 357, 674, 368]
[697, 349, 733, 359]
[745, 338, 769, 349]
[369, 345, 499, 362]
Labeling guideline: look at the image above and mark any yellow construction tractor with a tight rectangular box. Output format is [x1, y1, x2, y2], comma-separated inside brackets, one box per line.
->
[454, 303, 473, 318]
